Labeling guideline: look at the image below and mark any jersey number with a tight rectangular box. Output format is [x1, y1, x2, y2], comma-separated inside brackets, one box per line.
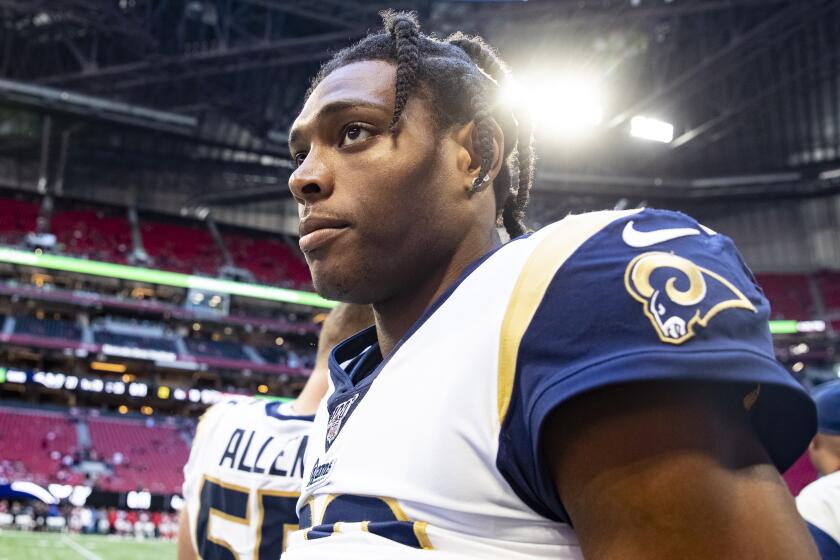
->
[196, 476, 298, 559]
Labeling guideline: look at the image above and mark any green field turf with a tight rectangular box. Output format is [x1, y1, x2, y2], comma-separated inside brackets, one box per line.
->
[0, 529, 176, 560]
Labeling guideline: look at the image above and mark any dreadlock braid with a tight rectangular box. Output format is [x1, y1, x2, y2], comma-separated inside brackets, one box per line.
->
[460, 74, 495, 194]
[510, 123, 535, 237]
[384, 12, 421, 130]
[306, 11, 535, 239]
[446, 33, 509, 84]
[447, 33, 532, 234]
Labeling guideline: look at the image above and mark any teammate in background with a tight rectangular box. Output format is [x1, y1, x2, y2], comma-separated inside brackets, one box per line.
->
[284, 11, 818, 559]
[176, 303, 373, 560]
[798, 381, 840, 559]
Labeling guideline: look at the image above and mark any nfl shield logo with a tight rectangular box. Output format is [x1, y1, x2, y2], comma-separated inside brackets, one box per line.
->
[325, 393, 360, 448]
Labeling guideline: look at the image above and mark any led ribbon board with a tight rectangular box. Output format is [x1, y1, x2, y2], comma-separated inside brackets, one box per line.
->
[0, 248, 820, 331]
[0, 247, 335, 309]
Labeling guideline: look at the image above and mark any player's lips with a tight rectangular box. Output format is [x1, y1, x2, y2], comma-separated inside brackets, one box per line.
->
[298, 216, 350, 253]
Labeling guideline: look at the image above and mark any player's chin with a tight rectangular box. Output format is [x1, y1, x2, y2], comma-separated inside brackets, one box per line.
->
[310, 264, 375, 304]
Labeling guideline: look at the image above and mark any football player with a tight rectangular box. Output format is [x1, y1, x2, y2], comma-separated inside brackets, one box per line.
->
[283, 11, 819, 560]
[177, 303, 372, 560]
[797, 381, 840, 559]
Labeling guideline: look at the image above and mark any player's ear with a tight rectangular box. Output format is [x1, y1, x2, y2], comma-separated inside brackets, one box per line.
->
[451, 119, 505, 191]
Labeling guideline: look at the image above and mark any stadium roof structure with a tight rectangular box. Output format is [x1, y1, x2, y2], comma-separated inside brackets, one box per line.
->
[0, 0, 838, 217]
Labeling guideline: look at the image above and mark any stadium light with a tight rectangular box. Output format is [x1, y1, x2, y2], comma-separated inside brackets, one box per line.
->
[48, 484, 73, 500]
[91, 361, 127, 373]
[630, 116, 674, 143]
[170, 495, 185, 511]
[502, 74, 603, 136]
[68, 486, 92, 507]
[790, 343, 809, 356]
[127, 490, 152, 510]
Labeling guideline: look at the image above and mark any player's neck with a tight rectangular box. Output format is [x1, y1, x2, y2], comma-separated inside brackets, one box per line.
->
[823, 456, 840, 477]
[373, 227, 502, 357]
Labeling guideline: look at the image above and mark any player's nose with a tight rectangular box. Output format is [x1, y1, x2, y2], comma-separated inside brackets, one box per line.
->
[289, 151, 334, 202]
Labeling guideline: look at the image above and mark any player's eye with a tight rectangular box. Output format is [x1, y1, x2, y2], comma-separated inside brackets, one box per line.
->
[339, 124, 373, 148]
[293, 152, 307, 167]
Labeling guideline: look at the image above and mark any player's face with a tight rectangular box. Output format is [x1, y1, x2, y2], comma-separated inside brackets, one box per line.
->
[288, 60, 474, 303]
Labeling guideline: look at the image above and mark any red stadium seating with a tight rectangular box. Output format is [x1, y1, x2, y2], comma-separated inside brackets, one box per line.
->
[0, 407, 78, 487]
[224, 232, 311, 289]
[87, 416, 189, 494]
[140, 220, 224, 276]
[51, 207, 132, 264]
[816, 271, 840, 314]
[754, 273, 813, 320]
[0, 196, 39, 245]
[783, 452, 819, 497]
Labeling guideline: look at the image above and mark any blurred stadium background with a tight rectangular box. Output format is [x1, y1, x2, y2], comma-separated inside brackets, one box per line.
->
[0, 0, 838, 556]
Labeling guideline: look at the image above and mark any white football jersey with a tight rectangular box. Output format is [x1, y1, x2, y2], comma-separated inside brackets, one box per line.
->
[797, 470, 840, 558]
[284, 209, 813, 559]
[183, 397, 313, 559]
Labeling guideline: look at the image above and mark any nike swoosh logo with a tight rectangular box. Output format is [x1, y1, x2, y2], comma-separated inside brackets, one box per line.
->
[622, 221, 701, 248]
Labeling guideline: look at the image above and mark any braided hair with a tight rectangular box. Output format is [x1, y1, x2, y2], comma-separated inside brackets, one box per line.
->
[305, 11, 535, 238]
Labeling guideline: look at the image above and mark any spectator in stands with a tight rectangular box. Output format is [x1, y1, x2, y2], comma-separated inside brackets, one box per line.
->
[798, 380, 840, 558]
[97, 508, 109, 534]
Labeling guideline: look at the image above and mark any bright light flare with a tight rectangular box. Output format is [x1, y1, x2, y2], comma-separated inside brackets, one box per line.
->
[502, 75, 604, 137]
[630, 116, 674, 143]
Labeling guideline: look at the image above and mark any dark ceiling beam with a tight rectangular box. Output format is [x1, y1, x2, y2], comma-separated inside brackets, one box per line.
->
[107, 50, 331, 91]
[669, 49, 840, 150]
[466, 0, 811, 27]
[119, 50, 332, 92]
[35, 28, 366, 86]
[606, 0, 830, 130]
[0, 77, 197, 135]
[534, 169, 840, 201]
[181, 183, 293, 213]
[0, 0, 157, 48]
[238, 0, 362, 29]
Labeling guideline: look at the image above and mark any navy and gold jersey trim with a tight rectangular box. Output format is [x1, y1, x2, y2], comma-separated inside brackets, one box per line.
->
[498, 209, 641, 423]
[495, 208, 815, 523]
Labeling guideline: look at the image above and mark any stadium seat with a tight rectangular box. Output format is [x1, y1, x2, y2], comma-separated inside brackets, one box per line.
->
[140, 220, 224, 276]
[87, 417, 190, 494]
[185, 338, 250, 361]
[13, 316, 82, 340]
[755, 273, 814, 320]
[223, 232, 312, 289]
[0, 196, 39, 246]
[0, 407, 78, 488]
[51, 206, 132, 264]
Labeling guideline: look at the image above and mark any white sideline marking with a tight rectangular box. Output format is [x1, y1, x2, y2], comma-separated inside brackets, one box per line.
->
[61, 535, 104, 560]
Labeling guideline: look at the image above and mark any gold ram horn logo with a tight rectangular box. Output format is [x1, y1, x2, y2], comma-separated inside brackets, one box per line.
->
[624, 251, 756, 345]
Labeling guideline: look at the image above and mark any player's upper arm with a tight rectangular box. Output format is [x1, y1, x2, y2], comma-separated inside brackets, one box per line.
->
[543, 381, 819, 559]
[797, 479, 840, 559]
[495, 209, 816, 524]
[177, 506, 198, 560]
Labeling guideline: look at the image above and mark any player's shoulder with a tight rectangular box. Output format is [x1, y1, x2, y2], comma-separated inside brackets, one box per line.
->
[799, 471, 840, 504]
[494, 207, 728, 275]
[198, 395, 255, 424]
[198, 396, 313, 432]
[496, 207, 760, 336]
[526, 207, 723, 261]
